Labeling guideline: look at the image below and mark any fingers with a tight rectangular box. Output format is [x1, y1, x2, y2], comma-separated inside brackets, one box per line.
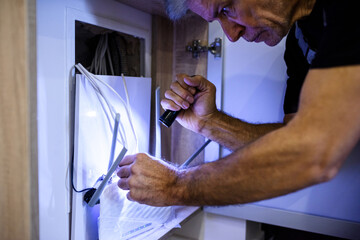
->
[119, 155, 134, 167]
[184, 75, 211, 92]
[165, 88, 190, 109]
[161, 74, 198, 111]
[117, 165, 130, 190]
[126, 191, 134, 202]
[117, 165, 131, 178]
[161, 88, 192, 111]
[117, 178, 129, 190]
[117, 178, 135, 201]
[117, 155, 133, 190]
[176, 74, 197, 95]
[117, 153, 145, 190]
[160, 98, 181, 111]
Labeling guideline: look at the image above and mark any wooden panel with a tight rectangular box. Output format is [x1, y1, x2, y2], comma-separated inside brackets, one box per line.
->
[171, 15, 209, 165]
[0, 0, 38, 239]
[150, 12, 208, 166]
[150, 15, 174, 161]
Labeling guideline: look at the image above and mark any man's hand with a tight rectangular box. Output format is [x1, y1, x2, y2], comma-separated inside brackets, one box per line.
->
[161, 74, 218, 133]
[117, 153, 183, 206]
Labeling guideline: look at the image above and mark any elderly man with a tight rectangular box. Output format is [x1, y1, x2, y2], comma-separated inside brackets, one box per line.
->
[117, 0, 360, 206]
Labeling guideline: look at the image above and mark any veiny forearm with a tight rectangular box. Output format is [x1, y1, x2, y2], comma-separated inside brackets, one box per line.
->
[199, 110, 285, 151]
[170, 66, 360, 206]
[174, 124, 323, 206]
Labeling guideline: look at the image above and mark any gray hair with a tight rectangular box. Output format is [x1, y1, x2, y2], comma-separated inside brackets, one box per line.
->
[164, 0, 189, 20]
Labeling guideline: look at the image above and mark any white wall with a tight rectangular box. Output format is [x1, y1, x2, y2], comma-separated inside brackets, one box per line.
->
[37, 1, 151, 239]
[222, 38, 287, 123]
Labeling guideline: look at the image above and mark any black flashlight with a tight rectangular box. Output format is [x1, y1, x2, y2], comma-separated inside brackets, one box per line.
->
[159, 109, 180, 128]
[159, 75, 197, 127]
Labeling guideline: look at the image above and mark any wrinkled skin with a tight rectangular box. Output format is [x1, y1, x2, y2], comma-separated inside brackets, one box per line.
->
[117, 153, 180, 206]
[187, 0, 310, 46]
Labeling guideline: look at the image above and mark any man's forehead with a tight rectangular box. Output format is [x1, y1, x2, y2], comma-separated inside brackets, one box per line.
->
[188, 0, 222, 22]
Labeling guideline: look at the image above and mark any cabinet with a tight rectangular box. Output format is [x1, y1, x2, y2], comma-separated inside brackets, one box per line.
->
[1, 0, 210, 239]
[4, 1, 358, 240]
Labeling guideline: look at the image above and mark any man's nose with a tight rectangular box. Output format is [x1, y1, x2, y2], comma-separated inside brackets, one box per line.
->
[219, 18, 244, 42]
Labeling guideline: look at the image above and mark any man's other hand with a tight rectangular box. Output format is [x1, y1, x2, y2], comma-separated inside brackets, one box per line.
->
[161, 74, 218, 133]
[117, 153, 183, 206]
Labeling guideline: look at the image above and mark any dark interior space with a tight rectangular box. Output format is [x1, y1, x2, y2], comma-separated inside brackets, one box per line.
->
[262, 224, 350, 240]
[75, 20, 144, 76]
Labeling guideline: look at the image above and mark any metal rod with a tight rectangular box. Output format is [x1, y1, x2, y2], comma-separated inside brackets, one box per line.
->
[88, 147, 127, 207]
[107, 113, 120, 171]
[180, 139, 212, 169]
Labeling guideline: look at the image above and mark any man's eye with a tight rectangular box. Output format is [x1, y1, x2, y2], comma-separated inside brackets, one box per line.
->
[221, 7, 229, 15]
[221, 6, 233, 17]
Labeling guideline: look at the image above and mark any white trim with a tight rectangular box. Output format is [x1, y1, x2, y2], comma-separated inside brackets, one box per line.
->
[205, 21, 225, 163]
[205, 205, 360, 239]
[66, 7, 151, 79]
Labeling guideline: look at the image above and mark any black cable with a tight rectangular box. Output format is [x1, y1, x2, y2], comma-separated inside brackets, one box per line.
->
[70, 150, 93, 193]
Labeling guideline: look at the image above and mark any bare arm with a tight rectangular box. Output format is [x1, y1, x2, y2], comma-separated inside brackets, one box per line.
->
[171, 65, 360, 205]
[199, 110, 293, 150]
[161, 74, 293, 151]
[118, 65, 360, 206]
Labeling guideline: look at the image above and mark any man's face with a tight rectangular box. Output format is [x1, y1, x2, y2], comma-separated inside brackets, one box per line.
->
[188, 0, 292, 46]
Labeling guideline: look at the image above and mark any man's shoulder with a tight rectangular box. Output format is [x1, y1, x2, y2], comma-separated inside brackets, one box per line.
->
[295, 0, 360, 69]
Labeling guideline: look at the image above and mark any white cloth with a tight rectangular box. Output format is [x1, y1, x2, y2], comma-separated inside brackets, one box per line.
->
[99, 183, 175, 240]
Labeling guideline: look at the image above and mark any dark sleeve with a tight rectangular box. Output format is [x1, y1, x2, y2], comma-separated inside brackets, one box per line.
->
[311, 0, 360, 68]
[283, 26, 310, 114]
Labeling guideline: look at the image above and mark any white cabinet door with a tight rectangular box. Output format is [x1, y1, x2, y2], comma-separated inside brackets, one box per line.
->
[37, 1, 151, 239]
[206, 21, 287, 160]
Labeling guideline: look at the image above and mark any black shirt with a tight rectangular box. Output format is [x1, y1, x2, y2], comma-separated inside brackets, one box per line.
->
[283, 0, 360, 114]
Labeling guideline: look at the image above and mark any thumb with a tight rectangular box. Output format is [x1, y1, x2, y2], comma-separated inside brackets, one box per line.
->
[184, 75, 209, 92]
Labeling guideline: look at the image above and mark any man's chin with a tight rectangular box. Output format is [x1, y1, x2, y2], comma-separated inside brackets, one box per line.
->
[246, 32, 283, 46]
[264, 38, 282, 47]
